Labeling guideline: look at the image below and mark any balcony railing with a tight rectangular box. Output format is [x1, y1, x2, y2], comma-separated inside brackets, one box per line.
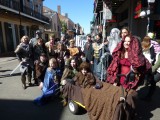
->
[0, 0, 49, 23]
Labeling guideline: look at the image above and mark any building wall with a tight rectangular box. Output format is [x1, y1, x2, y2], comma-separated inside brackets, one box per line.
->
[43, 6, 62, 39]
[106, 0, 160, 39]
[0, 0, 47, 54]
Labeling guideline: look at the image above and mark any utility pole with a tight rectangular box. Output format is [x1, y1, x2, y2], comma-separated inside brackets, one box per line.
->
[100, 1, 112, 81]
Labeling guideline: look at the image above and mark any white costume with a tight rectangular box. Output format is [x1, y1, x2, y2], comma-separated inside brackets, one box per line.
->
[107, 28, 121, 54]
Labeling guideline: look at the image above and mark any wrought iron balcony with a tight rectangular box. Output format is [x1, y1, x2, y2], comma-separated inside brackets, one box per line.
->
[0, 0, 49, 23]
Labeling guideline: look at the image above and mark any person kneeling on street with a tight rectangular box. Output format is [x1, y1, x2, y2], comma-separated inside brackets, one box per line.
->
[34, 58, 62, 105]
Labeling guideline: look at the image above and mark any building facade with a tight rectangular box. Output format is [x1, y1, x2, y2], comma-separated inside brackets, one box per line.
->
[0, 0, 49, 54]
[93, 0, 160, 40]
[57, 5, 84, 38]
[43, 6, 61, 41]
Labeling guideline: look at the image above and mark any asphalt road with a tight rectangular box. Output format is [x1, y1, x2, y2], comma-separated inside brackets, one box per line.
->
[0, 57, 160, 120]
[0, 57, 88, 120]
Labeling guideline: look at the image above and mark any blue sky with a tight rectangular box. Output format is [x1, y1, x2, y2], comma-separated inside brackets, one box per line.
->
[43, 0, 94, 34]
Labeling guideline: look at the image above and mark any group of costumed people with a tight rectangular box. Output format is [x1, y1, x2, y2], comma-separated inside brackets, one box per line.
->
[60, 27, 153, 120]
[14, 27, 159, 120]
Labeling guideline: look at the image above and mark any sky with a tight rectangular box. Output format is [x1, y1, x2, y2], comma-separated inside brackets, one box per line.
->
[43, 0, 94, 34]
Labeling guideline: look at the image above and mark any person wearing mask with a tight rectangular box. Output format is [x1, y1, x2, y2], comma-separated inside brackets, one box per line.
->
[107, 28, 121, 54]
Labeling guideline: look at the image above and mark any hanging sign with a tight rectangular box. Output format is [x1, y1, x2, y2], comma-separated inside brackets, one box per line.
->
[103, 2, 112, 20]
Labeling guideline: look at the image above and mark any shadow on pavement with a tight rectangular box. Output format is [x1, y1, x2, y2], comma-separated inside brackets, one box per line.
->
[7, 58, 17, 61]
[0, 98, 64, 120]
[0, 69, 12, 72]
[135, 86, 160, 120]
[0, 73, 21, 78]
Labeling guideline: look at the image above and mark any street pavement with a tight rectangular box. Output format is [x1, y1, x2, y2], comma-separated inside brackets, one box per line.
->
[0, 57, 160, 120]
[0, 57, 88, 120]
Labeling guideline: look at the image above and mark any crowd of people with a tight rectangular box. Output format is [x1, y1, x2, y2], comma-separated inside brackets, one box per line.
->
[14, 27, 160, 120]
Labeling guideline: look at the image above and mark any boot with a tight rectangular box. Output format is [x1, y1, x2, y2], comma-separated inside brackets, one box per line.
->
[27, 75, 32, 86]
[34, 78, 39, 86]
[21, 76, 26, 89]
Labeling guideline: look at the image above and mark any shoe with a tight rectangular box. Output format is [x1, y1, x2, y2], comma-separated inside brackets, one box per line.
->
[28, 82, 32, 86]
[22, 84, 26, 89]
[34, 81, 39, 86]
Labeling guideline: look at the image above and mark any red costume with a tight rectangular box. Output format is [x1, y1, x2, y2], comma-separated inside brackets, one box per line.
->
[106, 36, 151, 89]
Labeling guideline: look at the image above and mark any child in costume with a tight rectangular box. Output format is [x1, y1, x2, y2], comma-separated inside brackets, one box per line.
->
[34, 58, 62, 105]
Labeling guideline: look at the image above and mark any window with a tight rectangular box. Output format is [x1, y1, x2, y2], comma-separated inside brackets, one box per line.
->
[0, 22, 5, 53]
[14, 24, 19, 45]
[20, 25, 26, 38]
[4, 22, 14, 52]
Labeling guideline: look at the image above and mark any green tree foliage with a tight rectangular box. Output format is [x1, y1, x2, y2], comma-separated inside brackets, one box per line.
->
[61, 21, 67, 34]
